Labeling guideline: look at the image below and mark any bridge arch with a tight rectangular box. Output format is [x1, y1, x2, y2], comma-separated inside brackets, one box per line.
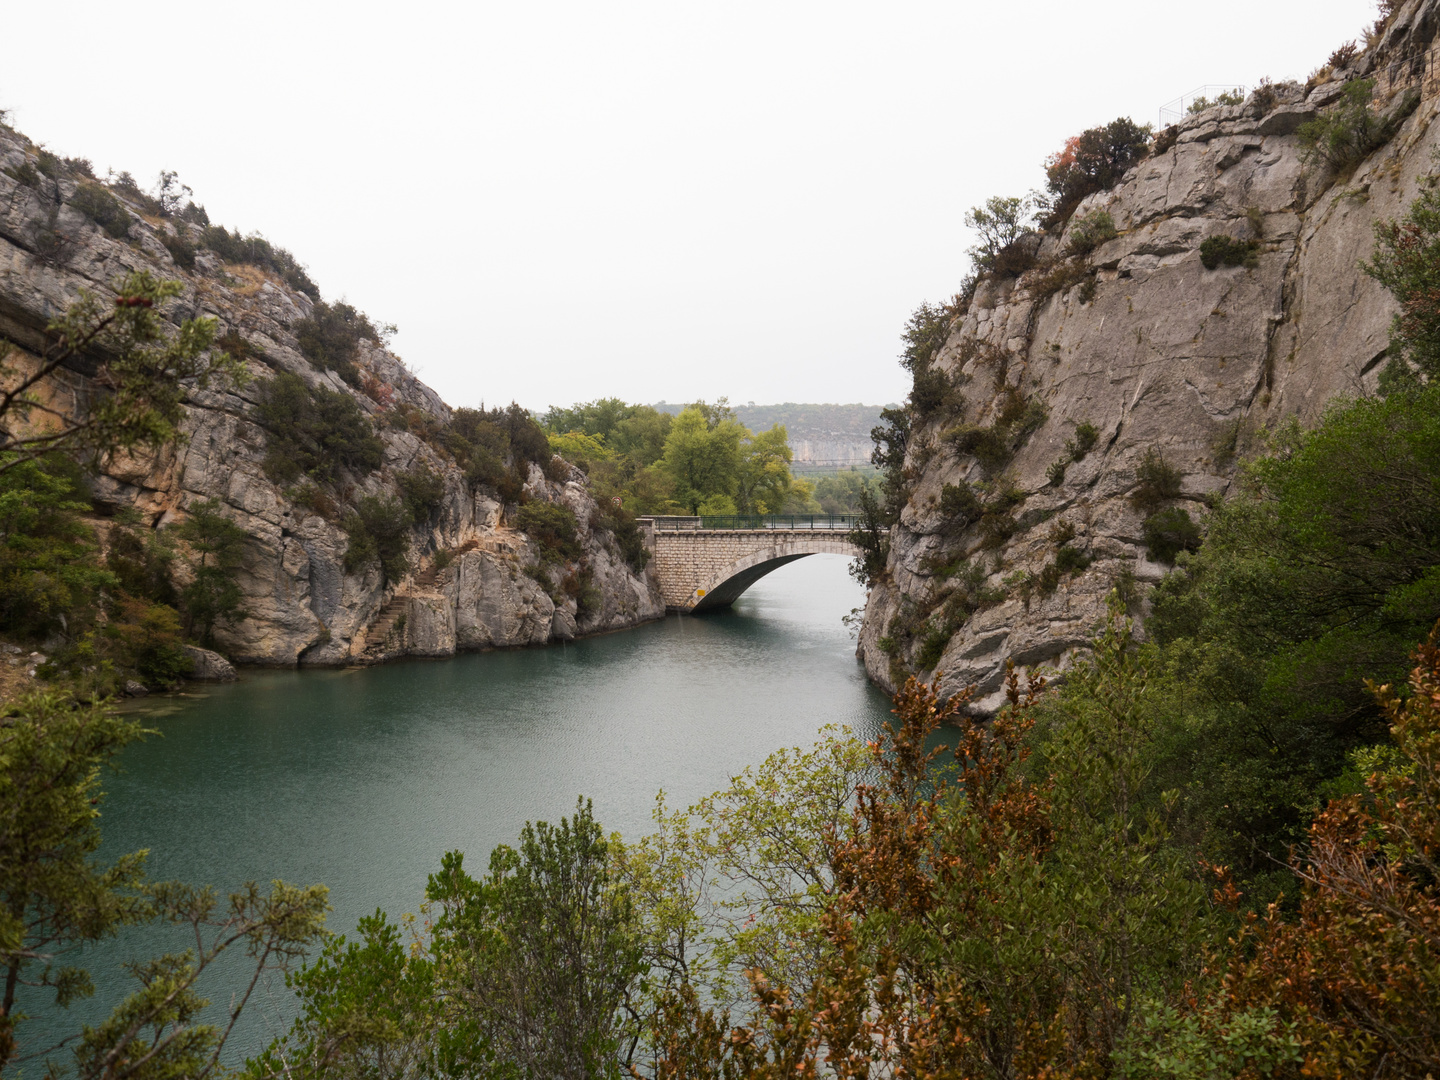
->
[643, 522, 859, 612]
[692, 538, 857, 611]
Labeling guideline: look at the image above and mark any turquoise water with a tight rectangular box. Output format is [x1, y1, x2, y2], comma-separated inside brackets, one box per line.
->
[21, 555, 893, 1066]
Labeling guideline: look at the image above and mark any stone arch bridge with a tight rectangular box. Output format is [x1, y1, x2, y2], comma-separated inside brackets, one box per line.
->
[640, 516, 860, 613]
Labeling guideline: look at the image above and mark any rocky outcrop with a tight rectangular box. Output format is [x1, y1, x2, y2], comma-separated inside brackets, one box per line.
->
[182, 646, 237, 681]
[859, 0, 1440, 711]
[0, 130, 664, 667]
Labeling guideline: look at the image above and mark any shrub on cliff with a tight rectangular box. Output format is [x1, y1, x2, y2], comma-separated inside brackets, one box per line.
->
[1065, 209, 1118, 256]
[68, 182, 132, 239]
[1365, 166, 1440, 383]
[199, 225, 320, 299]
[396, 466, 446, 525]
[1142, 506, 1201, 563]
[1040, 117, 1151, 228]
[1199, 234, 1259, 270]
[965, 195, 1037, 277]
[175, 499, 249, 645]
[0, 271, 240, 477]
[257, 373, 383, 484]
[343, 495, 411, 585]
[516, 501, 582, 564]
[293, 301, 387, 387]
[1296, 78, 1416, 172]
[592, 502, 649, 572]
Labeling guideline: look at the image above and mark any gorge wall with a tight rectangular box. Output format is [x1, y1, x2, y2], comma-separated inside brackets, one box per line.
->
[858, 0, 1440, 711]
[0, 131, 664, 669]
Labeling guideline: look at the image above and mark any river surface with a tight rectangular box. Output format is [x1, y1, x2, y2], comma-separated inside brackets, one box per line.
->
[23, 555, 893, 1067]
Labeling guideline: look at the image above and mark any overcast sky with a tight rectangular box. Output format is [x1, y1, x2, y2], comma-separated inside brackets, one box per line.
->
[4, 0, 1377, 412]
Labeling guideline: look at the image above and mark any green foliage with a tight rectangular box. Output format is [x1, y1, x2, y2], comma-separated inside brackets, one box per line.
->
[654, 402, 797, 515]
[446, 403, 552, 501]
[846, 485, 890, 588]
[0, 693, 148, 1066]
[591, 502, 650, 573]
[944, 391, 1046, 473]
[515, 501, 582, 564]
[1066, 209, 1119, 256]
[870, 404, 911, 524]
[965, 195, 1036, 275]
[1114, 999, 1301, 1079]
[659, 405, 743, 514]
[104, 596, 193, 687]
[293, 301, 384, 386]
[1049, 419, 1103, 485]
[106, 508, 179, 609]
[199, 225, 320, 299]
[425, 798, 642, 1078]
[0, 694, 329, 1074]
[257, 373, 383, 484]
[1147, 386, 1440, 880]
[0, 456, 112, 640]
[1296, 78, 1415, 171]
[1, 270, 241, 475]
[1042, 117, 1152, 227]
[939, 479, 983, 529]
[343, 496, 411, 586]
[246, 911, 452, 1080]
[808, 469, 879, 515]
[68, 182, 133, 239]
[1199, 234, 1260, 270]
[1131, 447, 1184, 513]
[1364, 169, 1440, 381]
[620, 730, 870, 1024]
[543, 398, 674, 467]
[1143, 506, 1202, 563]
[175, 499, 248, 645]
[396, 466, 446, 525]
[1186, 87, 1246, 114]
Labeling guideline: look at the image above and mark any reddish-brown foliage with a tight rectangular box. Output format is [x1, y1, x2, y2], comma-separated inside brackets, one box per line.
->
[1226, 632, 1440, 1079]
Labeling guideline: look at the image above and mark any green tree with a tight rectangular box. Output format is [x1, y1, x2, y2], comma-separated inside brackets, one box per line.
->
[0, 271, 243, 476]
[658, 407, 745, 514]
[0, 456, 114, 639]
[256, 373, 383, 484]
[105, 507, 179, 610]
[0, 694, 148, 1067]
[1364, 166, 1440, 384]
[426, 798, 643, 1078]
[343, 496, 411, 587]
[734, 425, 793, 514]
[0, 693, 330, 1076]
[246, 911, 458, 1080]
[965, 195, 1034, 272]
[175, 499, 248, 645]
[1148, 386, 1440, 880]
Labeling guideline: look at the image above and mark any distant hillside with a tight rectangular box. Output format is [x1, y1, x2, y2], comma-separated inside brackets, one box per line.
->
[652, 401, 892, 469]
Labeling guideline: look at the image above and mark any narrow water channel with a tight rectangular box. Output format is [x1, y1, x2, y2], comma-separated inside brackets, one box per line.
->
[23, 555, 893, 1066]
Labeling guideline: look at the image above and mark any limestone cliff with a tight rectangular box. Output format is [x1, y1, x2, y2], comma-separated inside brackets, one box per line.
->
[858, 0, 1440, 710]
[0, 129, 664, 667]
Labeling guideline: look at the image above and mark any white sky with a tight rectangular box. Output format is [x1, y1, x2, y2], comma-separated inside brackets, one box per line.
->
[3, 0, 1377, 412]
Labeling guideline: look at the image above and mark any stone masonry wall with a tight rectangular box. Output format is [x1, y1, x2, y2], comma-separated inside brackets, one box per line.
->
[650, 530, 857, 610]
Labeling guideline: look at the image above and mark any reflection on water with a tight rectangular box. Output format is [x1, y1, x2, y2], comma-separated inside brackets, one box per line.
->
[25, 556, 893, 1064]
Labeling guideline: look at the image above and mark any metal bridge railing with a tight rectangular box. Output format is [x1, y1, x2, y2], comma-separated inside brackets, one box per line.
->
[642, 514, 860, 531]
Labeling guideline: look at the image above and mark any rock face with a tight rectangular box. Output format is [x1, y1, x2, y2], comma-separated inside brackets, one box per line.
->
[859, 0, 1440, 711]
[0, 132, 665, 666]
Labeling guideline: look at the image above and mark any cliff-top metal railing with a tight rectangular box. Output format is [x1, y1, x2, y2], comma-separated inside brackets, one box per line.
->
[1158, 84, 1248, 128]
[641, 514, 861, 531]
